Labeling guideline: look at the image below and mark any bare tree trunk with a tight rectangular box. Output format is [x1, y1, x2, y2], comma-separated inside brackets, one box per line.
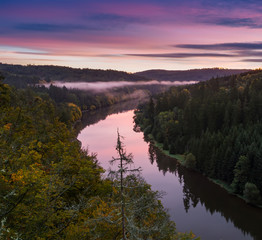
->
[118, 131, 126, 240]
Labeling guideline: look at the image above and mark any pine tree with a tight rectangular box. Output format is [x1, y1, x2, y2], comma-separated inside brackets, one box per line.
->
[109, 130, 176, 239]
[231, 156, 250, 194]
[243, 182, 261, 205]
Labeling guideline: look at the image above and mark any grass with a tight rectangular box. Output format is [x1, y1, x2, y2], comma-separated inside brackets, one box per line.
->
[147, 134, 186, 165]
[209, 179, 234, 193]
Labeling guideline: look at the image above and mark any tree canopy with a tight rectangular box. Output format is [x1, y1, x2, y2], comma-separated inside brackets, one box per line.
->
[135, 69, 262, 205]
[0, 77, 199, 239]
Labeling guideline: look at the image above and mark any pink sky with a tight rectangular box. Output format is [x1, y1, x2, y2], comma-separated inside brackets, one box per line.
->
[0, 0, 262, 72]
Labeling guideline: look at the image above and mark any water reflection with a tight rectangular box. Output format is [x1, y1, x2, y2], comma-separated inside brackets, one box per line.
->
[78, 105, 261, 240]
[75, 97, 147, 133]
[147, 141, 262, 240]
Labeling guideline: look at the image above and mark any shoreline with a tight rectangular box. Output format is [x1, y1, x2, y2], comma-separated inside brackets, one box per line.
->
[143, 132, 262, 208]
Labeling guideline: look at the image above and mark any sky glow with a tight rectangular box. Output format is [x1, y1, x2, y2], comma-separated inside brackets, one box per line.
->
[0, 0, 262, 72]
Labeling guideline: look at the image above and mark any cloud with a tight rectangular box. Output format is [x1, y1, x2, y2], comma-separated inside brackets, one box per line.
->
[176, 42, 262, 51]
[128, 52, 235, 58]
[239, 50, 262, 57]
[199, 0, 262, 14]
[87, 13, 147, 24]
[14, 13, 147, 34]
[200, 16, 262, 28]
[15, 23, 89, 32]
[0, 45, 48, 54]
[213, 17, 262, 28]
[81, 13, 151, 32]
[173, 42, 262, 61]
[242, 59, 262, 62]
[128, 42, 262, 62]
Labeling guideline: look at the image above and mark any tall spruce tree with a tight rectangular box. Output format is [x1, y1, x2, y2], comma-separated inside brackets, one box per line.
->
[109, 130, 177, 239]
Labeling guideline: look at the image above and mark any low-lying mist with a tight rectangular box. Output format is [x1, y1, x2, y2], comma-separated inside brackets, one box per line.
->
[44, 80, 198, 92]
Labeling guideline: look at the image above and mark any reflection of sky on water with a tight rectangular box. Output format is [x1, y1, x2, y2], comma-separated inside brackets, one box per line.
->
[78, 110, 254, 240]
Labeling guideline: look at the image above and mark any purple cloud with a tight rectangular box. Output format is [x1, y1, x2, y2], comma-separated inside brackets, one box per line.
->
[176, 42, 262, 51]
[128, 52, 236, 58]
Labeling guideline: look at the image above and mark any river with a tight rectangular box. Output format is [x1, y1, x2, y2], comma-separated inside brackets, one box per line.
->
[77, 102, 262, 240]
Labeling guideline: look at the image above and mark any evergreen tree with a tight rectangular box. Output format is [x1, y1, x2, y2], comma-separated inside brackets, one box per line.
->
[109, 130, 176, 239]
[243, 182, 261, 205]
[231, 156, 250, 194]
[184, 153, 196, 169]
[134, 70, 262, 203]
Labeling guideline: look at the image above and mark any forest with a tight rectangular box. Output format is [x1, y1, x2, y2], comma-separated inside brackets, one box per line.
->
[1, 63, 251, 114]
[0, 74, 199, 239]
[32, 83, 171, 113]
[135, 68, 249, 82]
[135, 69, 262, 206]
[0, 63, 179, 113]
[0, 63, 148, 88]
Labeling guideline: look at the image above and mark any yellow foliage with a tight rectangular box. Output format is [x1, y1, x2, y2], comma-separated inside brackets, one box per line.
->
[90, 104, 96, 111]
[67, 102, 82, 121]
[3, 123, 12, 131]
[11, 163, 45, 186]
[238, 86, 244, 94]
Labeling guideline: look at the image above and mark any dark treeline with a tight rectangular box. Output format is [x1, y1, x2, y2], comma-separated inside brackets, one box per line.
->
[34, 84, 146, 111]
[135, 69, 262, 205]
[0, 63, 148, 88]
[0, 63, 249, 89]
[0, 63, 178, 113]
[77, 98, 147, 134]
[135, 68, 249, 82]
[0, 76, 200, 239]
[0, 62, 149, 114]
[32, 83, 170, 113]
[0, 64, 150, 113]
[147, 142, 262, 240]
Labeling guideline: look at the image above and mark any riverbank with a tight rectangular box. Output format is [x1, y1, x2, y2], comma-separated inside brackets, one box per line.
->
[143, 132, 262, 208]
[78, 108, 262, 239]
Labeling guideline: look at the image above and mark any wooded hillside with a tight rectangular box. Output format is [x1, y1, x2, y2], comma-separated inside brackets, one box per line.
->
[135, 69, 262, 205]
[136, 68, 249, 82]
[0, 76, 198, 239]
[0, 63, 148, 88]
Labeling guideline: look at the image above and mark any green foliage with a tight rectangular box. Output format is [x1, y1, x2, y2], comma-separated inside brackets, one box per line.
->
[173, 231, 201, 240]
[231, 156, 250, 194]
[109, 131, 176, 239]
[0, 81, 107, 239]
[136, 68, 248, 82]
[135, 70, 262, 203]
[0, 63, 148, 88]
[0, 63, 152, 113]
[59, 102, 82, 124]
[184, 153, 196, 169]
[0, 79, 196, 239]
[0, 82, 12, 106]
[34, 83, 150, 113]
[243, 182, 261, 205]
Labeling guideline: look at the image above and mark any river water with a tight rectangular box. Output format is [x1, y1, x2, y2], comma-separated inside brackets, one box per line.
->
[77, 104, 262, 240]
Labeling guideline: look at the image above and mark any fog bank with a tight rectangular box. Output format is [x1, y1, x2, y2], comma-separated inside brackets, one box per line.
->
[44, 80, 198, 92]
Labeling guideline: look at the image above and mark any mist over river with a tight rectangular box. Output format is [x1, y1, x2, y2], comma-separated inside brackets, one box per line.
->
[77, 103, 262, 240]
[43, 80, 198, 92]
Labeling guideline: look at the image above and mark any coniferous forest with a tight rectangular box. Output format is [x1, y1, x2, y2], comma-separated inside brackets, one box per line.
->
[0, 75, 199, 239]
[2, 0, 262, 238]
[135, 70, 262, 206]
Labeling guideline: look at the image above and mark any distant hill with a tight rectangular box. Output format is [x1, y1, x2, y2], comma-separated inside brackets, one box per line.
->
[0, 63, 251, 89]
[135, 68, 250, 82]
[0, 63, 148, 88]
